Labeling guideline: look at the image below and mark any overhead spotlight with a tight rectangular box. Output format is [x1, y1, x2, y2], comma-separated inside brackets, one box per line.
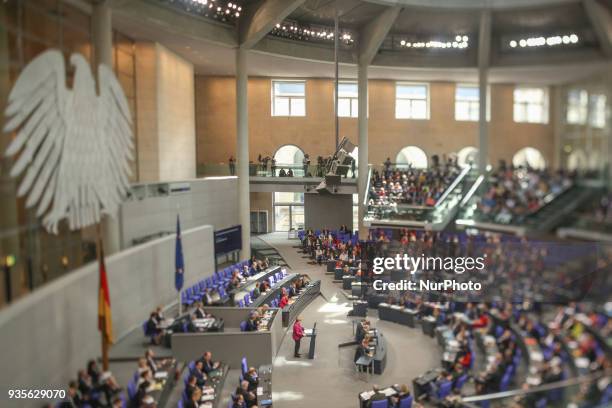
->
[462, 35, 468, 42]
[519, 39, 527, 47]
[562, 35, 570, 44]
[400, 40, 406, 46]
[569, 34, 578, 43]
[275, 23, 280, 28]
[455, 35, 462, 42]
[235, 11, 239, 17]
[509, 40, 517, 48]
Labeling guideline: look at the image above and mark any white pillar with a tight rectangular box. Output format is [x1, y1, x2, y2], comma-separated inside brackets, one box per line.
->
[236, 47, 251, 259]
[357, 63, 369, 239]
[478, 66, 488, 173]
[93, 0, 122, 254]
[477, 10, 491, 174]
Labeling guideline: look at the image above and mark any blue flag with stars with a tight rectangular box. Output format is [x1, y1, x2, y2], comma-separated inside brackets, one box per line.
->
[175, 215, 184, 291]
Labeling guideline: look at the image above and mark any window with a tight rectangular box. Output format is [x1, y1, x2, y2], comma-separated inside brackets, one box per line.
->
[513, 87, 548, 124]
[395, 83, 429, 119]
[455, 85, 490, 121]
[273, 192, 304, 232]
[589, 94, 607, 128]
[396, 146, 428, 169]
[512, 147, 546, 170]
[566, 89, 588, 125]
[337, 82, 358, 118]
[272, 80, 305, 116]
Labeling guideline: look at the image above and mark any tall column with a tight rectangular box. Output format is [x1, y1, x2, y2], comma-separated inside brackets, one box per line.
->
[478, 10, 491, 174]
[357, 63, 369, 239]
[93, 1, 121, 254]
[236, 48, 251, 259]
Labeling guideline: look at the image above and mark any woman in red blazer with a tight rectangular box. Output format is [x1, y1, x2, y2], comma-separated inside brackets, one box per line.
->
[292, 316, 305, 358]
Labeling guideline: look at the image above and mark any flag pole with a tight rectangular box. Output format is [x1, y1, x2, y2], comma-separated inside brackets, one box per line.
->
[176, 205, 182, 317]
[96, 223, 110, 371]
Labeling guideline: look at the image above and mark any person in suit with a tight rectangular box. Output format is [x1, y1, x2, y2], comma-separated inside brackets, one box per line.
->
[185, 387, 201, 408]
[292, 316, 305, 358]
[390, 384, 411, 407]
[146, 312, 163, 345]
[185, 375, 198, 401]
[235, 380, 257, 407]
[200, 351, 220, 375]
[145, 349, 159, 375]
[245, 313, 259, 332]
[232, 393, 247, 408]
[190, 360, 207, 387]
[193, 302, 209, 319]
[57, 381, 82, 408]
[245, 367, 259, 392]
[368, 385, 387, 408]
[252, 282, 261, 300]
[202, 288, 214, 306]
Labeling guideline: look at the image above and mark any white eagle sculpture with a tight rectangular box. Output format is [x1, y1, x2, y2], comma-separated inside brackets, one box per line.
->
[4, 50, 134, 234]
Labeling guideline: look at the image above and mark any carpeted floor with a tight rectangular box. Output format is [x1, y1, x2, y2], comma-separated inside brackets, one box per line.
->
[259, 233, 442, 408]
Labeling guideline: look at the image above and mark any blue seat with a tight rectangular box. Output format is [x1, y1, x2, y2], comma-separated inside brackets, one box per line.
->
[371, 399, 388, 408]
[127, 380, 137, 401]
[241, 357, 248, 374]
[454, 374, 468, 390]
[240, 321, 248, 331]
[398, 396, 412, 408]
[436, 381, 452, 400]
[535, 398, 547, 408]
[237, 300, 245, 308]
[178, 399, 185, 408]
[500, 373, 511, 391]
[188, 361, 195, 371]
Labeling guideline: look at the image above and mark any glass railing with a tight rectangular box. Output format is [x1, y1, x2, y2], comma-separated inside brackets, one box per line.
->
[197, 163, 359, 179]
[458, 369, 611, 408]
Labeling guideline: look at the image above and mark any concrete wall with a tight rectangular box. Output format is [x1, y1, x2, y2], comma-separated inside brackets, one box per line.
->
[195, 76, 555, 167]
[304, 193, 353, 230]
[0, 225, 215, 400]
[120, 177, 239, 248]
[157, 44, 196, 181]
[135, 42, 196, 182]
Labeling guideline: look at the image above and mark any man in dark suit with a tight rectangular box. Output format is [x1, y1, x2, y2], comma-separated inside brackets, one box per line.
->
[235, 380, 257, 407]
[245, 313, 259, 332]
[199, 351, 220, 375]
[190, 360, 207, 387]
[193, 302, 208, 319]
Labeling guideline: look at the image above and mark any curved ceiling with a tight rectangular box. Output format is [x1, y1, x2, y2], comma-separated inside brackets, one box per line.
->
[110, 0, 612, 83]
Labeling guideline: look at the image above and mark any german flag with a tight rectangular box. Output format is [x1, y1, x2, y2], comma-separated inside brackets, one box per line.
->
[98, 245, 114, 344]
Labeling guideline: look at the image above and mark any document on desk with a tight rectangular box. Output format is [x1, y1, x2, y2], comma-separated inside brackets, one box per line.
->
[257, 387, 263, 396]
[154, 371, 168, 380]
[199, 402, 213, 408]
[304, 329, 314, 336]
[201, 394, 215, 402]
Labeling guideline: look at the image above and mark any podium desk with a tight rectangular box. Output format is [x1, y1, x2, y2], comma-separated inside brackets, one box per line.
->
[304, 325, 317, 359]
[343, 276, 356, 290]
[421, 316, 436, 337]
[413, 369, 441, 399]
[378, 303, 417, 327]
[367, 293, 387, 309]
[334, 268, 344, 280]
[352, 282, 366, 297]
[352, 301, 368, 317]
[358, 385, 399, 408]
[326, 260, 336, 272]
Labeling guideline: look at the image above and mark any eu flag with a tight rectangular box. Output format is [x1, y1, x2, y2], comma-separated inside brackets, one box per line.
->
[175, 215, 184, 291]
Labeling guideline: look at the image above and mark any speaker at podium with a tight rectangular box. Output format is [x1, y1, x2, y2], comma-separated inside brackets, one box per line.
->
[304, 322, 317, 359]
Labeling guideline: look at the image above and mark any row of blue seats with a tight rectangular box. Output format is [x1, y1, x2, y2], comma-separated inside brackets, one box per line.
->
[236, 269, 287, 308]
[180, 260, 251, 307]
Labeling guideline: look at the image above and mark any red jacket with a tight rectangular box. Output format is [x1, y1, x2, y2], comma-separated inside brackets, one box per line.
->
[292, 321, 304, 341]
[279, 295, 289, 309]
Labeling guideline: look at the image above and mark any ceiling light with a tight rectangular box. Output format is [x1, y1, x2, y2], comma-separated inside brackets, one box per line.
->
[455, 35, 462, 42]
[569, 34, 578, 43]
[509, 40, 517, 48]
[400, 40, 406, 46]
[519, 39, 527, 47]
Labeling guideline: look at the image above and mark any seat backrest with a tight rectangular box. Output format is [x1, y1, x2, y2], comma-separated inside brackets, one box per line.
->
[398, 396, 412, 408]
[178, 399, 184, 408]
[127, 380, 137, 400]
[240, 321, 248, 332]
[438, 381, 452, 399]
[241, 357, 248, 374]
[371, 399, 388, 408]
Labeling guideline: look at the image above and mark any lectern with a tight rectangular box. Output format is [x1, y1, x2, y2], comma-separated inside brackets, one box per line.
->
[304, 322, 317, 359]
